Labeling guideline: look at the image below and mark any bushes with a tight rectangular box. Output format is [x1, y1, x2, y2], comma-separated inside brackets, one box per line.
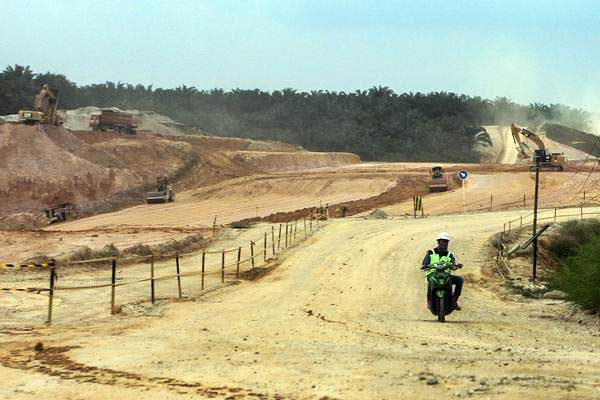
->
[547, 219, 600, 260]
[551, 236, 600, 312]
[547, 219, 600, 312]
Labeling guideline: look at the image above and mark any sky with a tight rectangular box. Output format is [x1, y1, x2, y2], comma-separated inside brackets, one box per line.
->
[2, 0, 600, 111]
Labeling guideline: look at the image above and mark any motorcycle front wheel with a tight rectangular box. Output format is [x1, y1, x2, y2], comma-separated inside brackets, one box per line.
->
[437, 297, 445, 323]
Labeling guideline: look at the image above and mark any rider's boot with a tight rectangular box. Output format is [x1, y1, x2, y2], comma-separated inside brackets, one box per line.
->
[426, 293, 432, 310]
[452, 295, 461, 311]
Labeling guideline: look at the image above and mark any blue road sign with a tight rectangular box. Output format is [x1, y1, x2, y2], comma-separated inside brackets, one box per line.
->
[458, 170, 469, 180]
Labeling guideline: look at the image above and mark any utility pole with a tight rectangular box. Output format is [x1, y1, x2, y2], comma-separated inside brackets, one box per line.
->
[531, 150, 542, 282]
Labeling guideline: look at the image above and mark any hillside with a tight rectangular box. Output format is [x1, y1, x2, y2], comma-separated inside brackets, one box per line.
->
[0, 122, 359, 229]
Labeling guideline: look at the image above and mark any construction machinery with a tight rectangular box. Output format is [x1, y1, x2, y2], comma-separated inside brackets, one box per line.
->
[428, 166, 448, 192]
[145, 177, 175, 204]
[90, 109, 137, 134]
[511, 123, 567, 171]
[42, 203, 77, 224]
[18, 84, 61, 125]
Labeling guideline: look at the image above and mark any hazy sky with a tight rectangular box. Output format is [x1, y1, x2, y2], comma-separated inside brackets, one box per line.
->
[2, 0, 600, 111]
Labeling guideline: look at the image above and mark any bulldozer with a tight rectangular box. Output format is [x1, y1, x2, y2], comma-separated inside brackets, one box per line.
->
[428, 166, 448, 192]
[18, 84, 62, 125]
[42, 203, 77, 224]
[146, 177, 175, 204]
[511, 123, 567, 171]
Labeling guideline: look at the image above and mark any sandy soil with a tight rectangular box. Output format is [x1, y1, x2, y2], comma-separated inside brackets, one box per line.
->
[46, 173, 396, 232]
[381, 170, 600, 217]
[1, 208, 599, 399]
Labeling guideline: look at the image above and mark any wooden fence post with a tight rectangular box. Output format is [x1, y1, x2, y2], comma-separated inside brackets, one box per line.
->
[201, 251, 206, 290]
[271, 226, 276, 255]
[523, 194, 526, 206]
[236, 247, 242, 278]
[508, 221, 511, 232]
[581, 204, 584, 220]
[520, 215, 523, 228]
[150, 255, 155, 304]
[583, 191, 586, 204]
[46, 266, 56, 324]
[221, 250, 225, 284]
[250, 241, 255, 269]
[554, 208, 557, 223]
[294, 222, 298, 241]
[490, 194, 493, 211]
[310, 219, 313, 232]
[175, 254, 182, 299]
[503, 223, 506, 234]
[304, 219, 307, 239]
[212, 215, 217, 236]
[264, 232, 267, 261]
[285, 224, 289, 248]
[277, 224, 282, 250]
[111, 258, 117, 314]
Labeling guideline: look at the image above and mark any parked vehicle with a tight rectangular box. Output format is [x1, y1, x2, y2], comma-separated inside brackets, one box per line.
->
[90, 109, 137, 134]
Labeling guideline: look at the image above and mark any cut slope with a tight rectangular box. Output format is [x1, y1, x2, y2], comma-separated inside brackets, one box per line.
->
[48, 173, 396, 231]
[0, 123, 361, 229]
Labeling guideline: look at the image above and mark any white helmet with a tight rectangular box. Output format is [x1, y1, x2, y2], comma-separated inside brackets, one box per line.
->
[436, 232, 450, 241]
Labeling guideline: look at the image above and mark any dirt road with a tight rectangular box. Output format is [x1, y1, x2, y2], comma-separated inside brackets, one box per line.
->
[1, 208, 599, 399]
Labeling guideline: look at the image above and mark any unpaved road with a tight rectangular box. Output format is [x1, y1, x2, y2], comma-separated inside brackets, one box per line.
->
[1, 209, 600, 399]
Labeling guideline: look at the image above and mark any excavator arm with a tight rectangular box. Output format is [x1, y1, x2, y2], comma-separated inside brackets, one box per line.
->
[18, 84, 60, 125]
[511, 123, 546, 151]
[33, 85, 59, 123]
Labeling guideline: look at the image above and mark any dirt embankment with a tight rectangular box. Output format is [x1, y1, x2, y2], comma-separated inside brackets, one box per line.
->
[0, 123, 360, 229]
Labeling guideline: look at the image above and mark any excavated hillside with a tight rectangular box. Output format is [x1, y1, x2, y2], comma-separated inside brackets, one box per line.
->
[0, 123, 359, 229]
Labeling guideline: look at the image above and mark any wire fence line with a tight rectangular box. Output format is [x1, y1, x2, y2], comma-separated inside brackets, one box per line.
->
[0, 217, 324, 325]
[493, 205, 600, 282]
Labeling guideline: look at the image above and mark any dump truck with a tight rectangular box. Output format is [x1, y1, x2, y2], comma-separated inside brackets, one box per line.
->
[18, 84, 62, 125]
[90, 109, 137, 134]
[511, 123, 567, 171]
[146, 177, 175, 204]
[42, 203, 77, 224]
[428, 166, 448, 192]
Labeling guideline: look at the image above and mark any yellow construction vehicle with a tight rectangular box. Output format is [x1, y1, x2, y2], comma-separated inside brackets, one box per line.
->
[18, 84, 61, 125]
[145, 176, 175, 204]
[428, 166, 448, 192]
[511, 123, 567, 171]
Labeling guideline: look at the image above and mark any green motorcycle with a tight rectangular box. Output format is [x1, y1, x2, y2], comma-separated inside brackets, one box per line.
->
[423, 261, 462, 322]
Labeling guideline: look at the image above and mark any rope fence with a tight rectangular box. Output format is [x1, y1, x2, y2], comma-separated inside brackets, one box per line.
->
[0, 218, 323, 325]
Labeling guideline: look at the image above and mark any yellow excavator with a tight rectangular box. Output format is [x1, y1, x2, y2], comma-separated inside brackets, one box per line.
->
[18, 84, 61, 125]
[510, 123, 567, 171]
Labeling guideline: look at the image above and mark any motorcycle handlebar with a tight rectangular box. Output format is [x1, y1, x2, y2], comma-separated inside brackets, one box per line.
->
[420, 264, 463, 270]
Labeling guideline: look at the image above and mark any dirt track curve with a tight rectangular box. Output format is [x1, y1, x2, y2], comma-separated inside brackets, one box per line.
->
[1, 208, 599, 399]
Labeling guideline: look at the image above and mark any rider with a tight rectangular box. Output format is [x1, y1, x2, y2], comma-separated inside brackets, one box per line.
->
[420, 232, 464, 310]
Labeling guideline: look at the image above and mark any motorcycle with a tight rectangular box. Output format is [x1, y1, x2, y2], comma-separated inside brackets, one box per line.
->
[421, 262, 462, 322]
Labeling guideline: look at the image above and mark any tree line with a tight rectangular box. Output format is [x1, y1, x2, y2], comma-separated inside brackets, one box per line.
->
[0, 64, 592, 162]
